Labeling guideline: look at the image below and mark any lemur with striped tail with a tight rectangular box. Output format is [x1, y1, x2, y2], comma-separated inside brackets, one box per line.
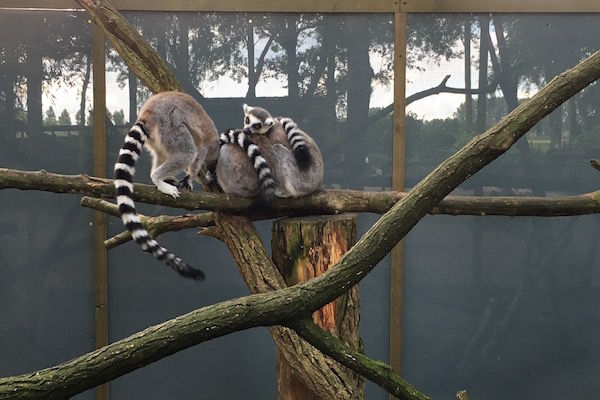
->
[113, 91, 219, 280]
[216, 104, 324, 199]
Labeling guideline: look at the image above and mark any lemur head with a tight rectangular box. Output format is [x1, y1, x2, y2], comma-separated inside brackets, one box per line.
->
[243, 104, 275, 135]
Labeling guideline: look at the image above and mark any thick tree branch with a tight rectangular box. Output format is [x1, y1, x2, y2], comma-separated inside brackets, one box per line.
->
[290, 319, 430, 400]
[3, 168, 600, 218]
[75, 0, 182, 93]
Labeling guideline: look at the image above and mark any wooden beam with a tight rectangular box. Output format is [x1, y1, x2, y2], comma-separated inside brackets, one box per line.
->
[390, 11, 406, 391]
[0, 0, 400, 12]
[4, 0, 600, 12]
[91, 23, 108, 400]
[401, 0, 600, 13]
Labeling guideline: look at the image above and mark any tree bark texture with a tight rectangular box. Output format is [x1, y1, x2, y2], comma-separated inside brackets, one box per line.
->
[3, 168, 600, 218]
[272, 215, 363, 399]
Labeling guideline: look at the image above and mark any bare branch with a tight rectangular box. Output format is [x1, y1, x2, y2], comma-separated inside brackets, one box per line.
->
[368, 74, 499, 125]
[80, 196, 215, 249]
[3, 169, 600, 218]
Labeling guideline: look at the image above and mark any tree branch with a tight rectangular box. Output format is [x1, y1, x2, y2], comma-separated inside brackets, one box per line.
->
[76, 0, 182, 93]
[3, 168, 600, 218]
[80, 197, 215, 249]
[368, 74, 500, 125]
[290, 319, 430, 400]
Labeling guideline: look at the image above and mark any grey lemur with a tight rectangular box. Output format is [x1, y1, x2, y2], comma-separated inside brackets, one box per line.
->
[216, 104, 324, 199]
[113, 91, 219, 280]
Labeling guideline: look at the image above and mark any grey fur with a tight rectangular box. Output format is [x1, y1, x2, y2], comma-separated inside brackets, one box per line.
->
[216, 105, 324, 198]
[113, 91, 219, 280]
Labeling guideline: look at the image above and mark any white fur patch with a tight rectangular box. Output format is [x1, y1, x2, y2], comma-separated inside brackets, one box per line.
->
[119, 148, 139, 161]
[120, 213, 140, 224]
[114, 163, 135, 176]
[237, 133, 247, 147]
[131, 229, 147, 240]
[116, 195, 135, 208]
[125, 135, 143, 150]
[114, 179, 133, 191]
[254, 156, 267, 169]
[247, 144, 259, 156]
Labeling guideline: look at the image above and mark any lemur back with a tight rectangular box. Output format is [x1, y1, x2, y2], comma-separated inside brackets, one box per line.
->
[216, 104, 324, 199]
[114, 91, 219, 280]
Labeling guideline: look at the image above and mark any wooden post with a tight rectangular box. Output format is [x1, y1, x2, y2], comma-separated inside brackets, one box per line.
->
[92, 23, 108, 400]
[272, 214, 363, 399]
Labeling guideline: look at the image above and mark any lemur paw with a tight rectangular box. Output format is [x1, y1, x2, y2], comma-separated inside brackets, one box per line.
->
[179, 175, 193, 190]
[204, 169, 217, 184]
[157, 180, 180, 198]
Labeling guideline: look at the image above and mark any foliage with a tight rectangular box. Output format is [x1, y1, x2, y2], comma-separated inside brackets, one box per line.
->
[43, 106, 57, 125]
[58, 108, 71, 125]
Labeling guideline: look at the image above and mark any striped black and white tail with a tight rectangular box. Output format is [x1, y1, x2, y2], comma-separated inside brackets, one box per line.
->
[113, 122, 205, 281]
[279, 117, 312, 170]
[219, 128, 275, 201]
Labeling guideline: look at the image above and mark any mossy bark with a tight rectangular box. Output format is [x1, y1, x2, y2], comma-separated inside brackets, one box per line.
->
[3, 168, 600, 217]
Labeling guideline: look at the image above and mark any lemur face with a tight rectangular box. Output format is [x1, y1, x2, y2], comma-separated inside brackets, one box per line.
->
[242, 103, 274, 135]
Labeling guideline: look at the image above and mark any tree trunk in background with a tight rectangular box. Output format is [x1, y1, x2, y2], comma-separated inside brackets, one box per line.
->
[283, 15, 299, 99]
[325, 17, 339, 135]
[568, 97, 580, 140]
[247, 23, 256, 98]
[128, 69, 137, 123]
[491, 15, 537, 182]
[464, 19, 473, 135]
[476, 15, 489, 134]
[472, 15, 490, 288]
[344, 15, 373, 183]
[79, 52, 91, 169]
[177, 14, 192, 94]
[26, 17, 43, 141]
[545, 60, 564, 149]
[272, 215, 363, 399]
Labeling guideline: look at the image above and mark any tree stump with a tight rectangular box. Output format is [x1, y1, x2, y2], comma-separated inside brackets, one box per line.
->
[272, 214, 363, 399]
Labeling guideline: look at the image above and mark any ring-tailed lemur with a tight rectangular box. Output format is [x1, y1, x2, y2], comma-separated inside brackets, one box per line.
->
[216, 104, 324, 199]
[113, 91, 219, 280]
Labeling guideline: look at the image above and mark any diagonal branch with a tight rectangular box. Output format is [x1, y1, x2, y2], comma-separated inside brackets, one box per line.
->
[290, 319, 430, 400]
[76, 0, 181, 93]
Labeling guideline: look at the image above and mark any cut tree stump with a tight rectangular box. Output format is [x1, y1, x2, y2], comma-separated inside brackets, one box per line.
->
[272, 214, 363, 399]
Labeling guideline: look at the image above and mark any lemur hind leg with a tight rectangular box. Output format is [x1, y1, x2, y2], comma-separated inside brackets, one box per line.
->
[151, 151, 196, 198]
[151, 124, 199, 197]
[179, 147, 208, 190]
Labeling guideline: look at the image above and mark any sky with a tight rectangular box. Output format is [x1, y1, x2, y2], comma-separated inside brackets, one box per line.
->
[41, 34, 473, 124]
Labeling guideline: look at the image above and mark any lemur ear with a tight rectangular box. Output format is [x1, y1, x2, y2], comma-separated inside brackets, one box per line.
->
[266, 118, 274, 126]
[242, 103, 250, 114]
